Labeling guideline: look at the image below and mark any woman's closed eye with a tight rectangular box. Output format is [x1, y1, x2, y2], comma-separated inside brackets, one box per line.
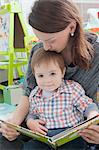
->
[49, 39, 56, 44]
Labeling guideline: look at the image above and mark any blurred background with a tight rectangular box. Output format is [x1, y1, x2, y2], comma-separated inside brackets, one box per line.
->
[0, 0, 99, 106]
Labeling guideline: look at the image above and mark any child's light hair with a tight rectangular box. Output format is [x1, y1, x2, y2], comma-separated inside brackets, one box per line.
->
[31, 48, 66, 75]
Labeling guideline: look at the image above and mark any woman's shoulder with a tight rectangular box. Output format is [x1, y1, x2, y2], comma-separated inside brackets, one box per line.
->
[85, 32, 99, 54]
[85, 32, 98, 43]
[28, 42, 43, 60]
[31, 42, 43, 54]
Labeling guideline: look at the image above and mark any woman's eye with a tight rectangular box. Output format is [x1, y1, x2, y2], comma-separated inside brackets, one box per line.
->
[38, 74, 44, 78]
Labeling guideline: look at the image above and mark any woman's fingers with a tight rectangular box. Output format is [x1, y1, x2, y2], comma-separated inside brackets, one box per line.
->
[2, 128, 20, 141]
[1, 122, 16, 133]
[2, 134, 17, 141]
[1, 122, 20, 140]
[81, 135, 96, 144]
[79, 124, 99, 144]
[2, 129, 20, 137]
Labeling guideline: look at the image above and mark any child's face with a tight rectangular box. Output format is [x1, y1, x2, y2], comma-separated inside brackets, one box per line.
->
[34, 60, 65, 92]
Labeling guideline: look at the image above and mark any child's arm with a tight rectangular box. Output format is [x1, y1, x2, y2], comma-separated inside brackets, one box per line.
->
[72, 81, 99, 119]
[26, 93, 48, 135]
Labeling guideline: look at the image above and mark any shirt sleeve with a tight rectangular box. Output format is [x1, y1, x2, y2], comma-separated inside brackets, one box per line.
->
[26, 89, 40, 121]
[72, 81, 98, 115]
[26, 114, 40, 121]
[84, 103, 99, 117]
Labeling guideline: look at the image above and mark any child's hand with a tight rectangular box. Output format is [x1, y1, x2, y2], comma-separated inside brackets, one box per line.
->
[27, 118, 48, 135]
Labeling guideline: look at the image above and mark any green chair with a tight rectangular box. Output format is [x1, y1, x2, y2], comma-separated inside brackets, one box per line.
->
[0, 1, 32, 90]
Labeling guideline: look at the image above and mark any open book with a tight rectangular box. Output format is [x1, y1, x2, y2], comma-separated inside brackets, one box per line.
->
[0, 115, 99, 149]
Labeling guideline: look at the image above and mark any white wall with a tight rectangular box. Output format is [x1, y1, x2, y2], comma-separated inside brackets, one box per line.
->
[0, 0, 36, 34]
[19, 0, 36, 34]
[73, 0, 99, 21]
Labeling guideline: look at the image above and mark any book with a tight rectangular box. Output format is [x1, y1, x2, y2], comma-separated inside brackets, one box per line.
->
[0, 115, 99, 149]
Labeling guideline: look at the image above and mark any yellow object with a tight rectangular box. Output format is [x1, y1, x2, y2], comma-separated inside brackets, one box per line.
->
[0, 2, 34, 90]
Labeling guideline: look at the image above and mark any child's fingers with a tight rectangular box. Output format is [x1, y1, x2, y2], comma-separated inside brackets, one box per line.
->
[37, 128, 47, 135]
[38, 119, 46, 125]
[40, 124, 48, 132]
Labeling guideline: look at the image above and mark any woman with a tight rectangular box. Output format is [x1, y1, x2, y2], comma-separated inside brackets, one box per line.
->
[0, 0, 99, 149]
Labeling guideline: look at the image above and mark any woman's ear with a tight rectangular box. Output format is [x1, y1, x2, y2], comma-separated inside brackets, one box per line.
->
[69, 20, 76, 34]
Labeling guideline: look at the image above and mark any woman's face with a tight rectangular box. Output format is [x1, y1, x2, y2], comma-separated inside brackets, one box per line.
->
[33, 24, 72, 53]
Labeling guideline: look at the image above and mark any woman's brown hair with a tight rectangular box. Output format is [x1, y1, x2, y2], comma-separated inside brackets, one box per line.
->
[31, 48, 65, 75]
[29, 0, 94, 69]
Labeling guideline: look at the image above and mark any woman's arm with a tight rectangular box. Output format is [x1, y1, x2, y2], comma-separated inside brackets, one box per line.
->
[12, 95, 29, 124]
[80, 85, 99, 144]
[0, 95, 29, 141]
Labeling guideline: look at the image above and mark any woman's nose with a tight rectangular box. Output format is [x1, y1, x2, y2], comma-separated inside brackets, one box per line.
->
[43, 42, 51, 51]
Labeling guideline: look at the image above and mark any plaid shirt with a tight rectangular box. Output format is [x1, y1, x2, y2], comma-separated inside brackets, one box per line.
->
[28, 80, 93, 129]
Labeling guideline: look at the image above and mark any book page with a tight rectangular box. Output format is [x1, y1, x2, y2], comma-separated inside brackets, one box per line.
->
[51, 115, 99, 142]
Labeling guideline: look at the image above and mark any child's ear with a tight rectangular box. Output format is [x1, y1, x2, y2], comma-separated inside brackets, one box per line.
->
[62, 67, 66, 78]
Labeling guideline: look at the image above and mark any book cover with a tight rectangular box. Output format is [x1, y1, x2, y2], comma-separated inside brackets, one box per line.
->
[0, 115, 99, 149]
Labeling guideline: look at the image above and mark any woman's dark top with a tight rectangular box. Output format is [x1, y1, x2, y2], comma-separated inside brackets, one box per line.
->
[23, 33, 99, 104]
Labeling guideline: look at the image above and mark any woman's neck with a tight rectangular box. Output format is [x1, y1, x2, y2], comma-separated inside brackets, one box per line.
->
[61, 38, 74, 65]
[61, 48, 72, 65]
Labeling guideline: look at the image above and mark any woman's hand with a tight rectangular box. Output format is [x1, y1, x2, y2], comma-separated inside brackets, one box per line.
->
[0, 96, 29, 141]
[27, 118, 48, 135]
[0, 115, 20, 141]
[79, 124, 99, 144]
